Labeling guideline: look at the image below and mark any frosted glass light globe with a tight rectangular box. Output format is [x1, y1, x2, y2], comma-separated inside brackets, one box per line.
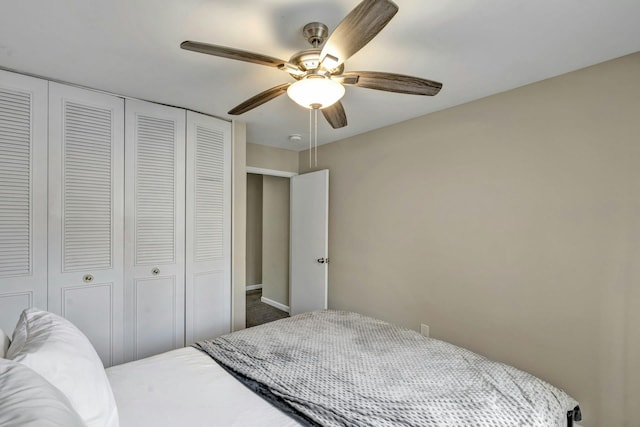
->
[287, 76, 345, 109]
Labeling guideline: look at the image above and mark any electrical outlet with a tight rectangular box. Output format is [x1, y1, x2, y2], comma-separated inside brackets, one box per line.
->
[420, 324, 430, 338]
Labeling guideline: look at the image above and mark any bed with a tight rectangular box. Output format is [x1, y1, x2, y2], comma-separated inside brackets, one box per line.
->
[1, 308, 581, 427]
[110, 310, 580, 427]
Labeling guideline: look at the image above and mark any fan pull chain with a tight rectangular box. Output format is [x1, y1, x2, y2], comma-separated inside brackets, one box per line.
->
[309, 108, 312, 168]
[309, 106, 320, 168]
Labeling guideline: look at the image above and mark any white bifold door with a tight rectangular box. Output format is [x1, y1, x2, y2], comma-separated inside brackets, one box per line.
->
[48, 83, 125, 367]
[185, 111, 231, 345]
[124, 100, 185, 361]
[0, 71, 48, 334]
[1, 69, 231, 365]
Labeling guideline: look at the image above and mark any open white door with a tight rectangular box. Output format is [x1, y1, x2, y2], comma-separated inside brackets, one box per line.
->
[289, 170, 328, 316]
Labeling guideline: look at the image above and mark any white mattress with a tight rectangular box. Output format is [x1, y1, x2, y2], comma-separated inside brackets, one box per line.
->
[106, 347, 301, 427]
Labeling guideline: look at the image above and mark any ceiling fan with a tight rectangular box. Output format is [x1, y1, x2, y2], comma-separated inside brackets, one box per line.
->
[180, 0, 442, 129]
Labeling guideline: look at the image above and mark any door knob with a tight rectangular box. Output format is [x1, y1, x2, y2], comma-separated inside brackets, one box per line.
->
[316, 258, 329, 264]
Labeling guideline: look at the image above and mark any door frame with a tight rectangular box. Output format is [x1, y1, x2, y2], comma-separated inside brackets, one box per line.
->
[246, 167, 297, 179]
[245, 167, 297, 314]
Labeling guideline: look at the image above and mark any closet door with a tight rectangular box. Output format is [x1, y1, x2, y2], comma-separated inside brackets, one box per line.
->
[48, 83, 124, 367]
[124, 99, 185, 361]
[0, 71, 48, 334]
[185, 111, 231, 344]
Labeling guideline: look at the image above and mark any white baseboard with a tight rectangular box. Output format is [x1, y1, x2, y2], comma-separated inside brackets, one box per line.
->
[260, 296, 290, 314]
[246, 284, 263, 291]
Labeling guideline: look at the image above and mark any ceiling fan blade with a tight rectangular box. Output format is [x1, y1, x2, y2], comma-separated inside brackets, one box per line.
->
[320, 0, 398, 67]
[228, 83, 291, 115]
[332, 75, 359, 85]
[181, 41, 288, 68]
[321, 101, 347, 129]
[342, 71, 442, 96]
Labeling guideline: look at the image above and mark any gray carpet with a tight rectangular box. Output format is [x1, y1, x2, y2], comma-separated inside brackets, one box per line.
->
[246, 289, 289, 328]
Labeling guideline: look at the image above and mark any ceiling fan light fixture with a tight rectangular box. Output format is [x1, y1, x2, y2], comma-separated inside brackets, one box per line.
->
[287, 76, 345, 109]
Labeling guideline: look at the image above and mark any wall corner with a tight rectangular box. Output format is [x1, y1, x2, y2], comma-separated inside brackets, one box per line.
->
[231, 120, 247, 331]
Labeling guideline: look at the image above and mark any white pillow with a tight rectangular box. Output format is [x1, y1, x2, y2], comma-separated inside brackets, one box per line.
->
[0, 357, 85, 426]
[0, 328, 10, 358]
[7, 308, 119, 427]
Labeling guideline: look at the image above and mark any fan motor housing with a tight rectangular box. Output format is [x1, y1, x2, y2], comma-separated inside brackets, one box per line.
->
[289, 49, 344, 75]
[290, 49, 321, 71]
[289, 22, 344, 76]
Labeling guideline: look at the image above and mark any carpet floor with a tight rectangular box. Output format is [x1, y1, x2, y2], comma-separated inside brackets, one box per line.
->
[246, 289, 289, 328]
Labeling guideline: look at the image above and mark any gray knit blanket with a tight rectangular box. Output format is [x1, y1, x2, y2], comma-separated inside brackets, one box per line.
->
[194, 310, 578, 427]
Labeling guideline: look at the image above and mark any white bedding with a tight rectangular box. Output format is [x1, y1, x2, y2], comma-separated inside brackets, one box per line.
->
[106, 346, 301, 427]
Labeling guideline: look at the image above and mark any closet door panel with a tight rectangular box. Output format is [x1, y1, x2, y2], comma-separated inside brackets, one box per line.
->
[0, 292, 32, 336]
[192, 271, 229, 339]
[185, 111, 231, 344]
[62, 283, 114, 361]
[0, 70, 48, 334]
[124, 99, 185, 361]
[133, 277, 178, 359]
[48, 82, 124, 367]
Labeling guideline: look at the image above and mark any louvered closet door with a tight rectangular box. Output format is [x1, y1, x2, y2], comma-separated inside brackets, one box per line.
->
[185, 111, 231, 344]
[0, 71, 48, 334]
[124, 99, 185, 361]
[48, 83, 124, 367]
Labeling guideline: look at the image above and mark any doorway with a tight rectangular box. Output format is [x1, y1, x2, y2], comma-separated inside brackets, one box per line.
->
[245, 168, 296, 327]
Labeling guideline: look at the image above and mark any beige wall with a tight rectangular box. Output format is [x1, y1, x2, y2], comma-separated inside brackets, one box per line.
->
[261, 176, 291, 307]
[247, 142, 299, 173]
[299, 53, 640, 427]
[246, 173, 263, 286]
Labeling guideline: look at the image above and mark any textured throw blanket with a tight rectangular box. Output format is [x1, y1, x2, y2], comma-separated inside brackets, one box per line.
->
[195, 310, 578, 427]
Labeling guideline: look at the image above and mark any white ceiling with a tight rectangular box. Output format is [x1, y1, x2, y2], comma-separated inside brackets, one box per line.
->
[1, 0, 639, 151]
